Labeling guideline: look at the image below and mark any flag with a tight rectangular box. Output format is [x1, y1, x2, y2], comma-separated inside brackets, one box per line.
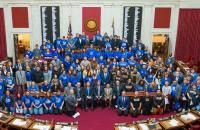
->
[111, 17, 115, 36]
[82, 7, 101, 39]
[68, 16, 72, 36]
[123, 6, 142, 46]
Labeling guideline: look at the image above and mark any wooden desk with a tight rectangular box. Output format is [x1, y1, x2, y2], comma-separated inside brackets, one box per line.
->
[115, 124, 138, 130]
[29, 121, 53, 130]
[178, 112, 200, 124]
[8, 117, 33, 130]
[54, 124, 78, 130]
[159, 118, 184, 130]
[192, 110, 200, 117]
[137, 123, 162, 130]
[125, 92, 157, 97]
[0, 111, 14, 125]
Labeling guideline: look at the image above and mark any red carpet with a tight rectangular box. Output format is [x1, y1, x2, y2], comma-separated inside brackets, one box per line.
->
[32, 108, 176, 130]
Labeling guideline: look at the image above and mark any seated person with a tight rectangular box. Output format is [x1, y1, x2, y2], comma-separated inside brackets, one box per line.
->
[142, 92, 153, 115]
[15, 93, 23, 114]
[130, 91, 142, 117]
[22, 91, 34, 115]
[112, 80, 123, 107]
[27, 81, 39, 93]
[93, 81, 104, 108]
[75, 82, 84, 109]
[43, 92, 54, 114]
[124, 78, 135, 92]
[153, 90, 165, 114]
[41, 80, 51, 93]
[2, 90, 15, 113]
[162, 81, 172, 112]
[103, 83, 113, 108]
[53, 90, 64, 114]
[65, 89, 78, 117]
[187, 84, 199, 109]
[33, 93, 44, 115]
[83, 82, 94, 110]
[116, 91, 130, 116]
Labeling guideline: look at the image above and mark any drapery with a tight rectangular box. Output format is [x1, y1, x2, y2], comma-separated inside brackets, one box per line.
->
[175, 9, 200, 65]
[0, 8, 7, 61]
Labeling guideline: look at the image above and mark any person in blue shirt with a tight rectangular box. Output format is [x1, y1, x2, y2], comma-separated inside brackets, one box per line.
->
[81, 32, 87, 45]
[139, 64, 148, 79]
[95, 31, 103, 44]
[71, 71, 79, 87]
[84, 72, 94, 86]
[2, 90, 15, 113]
[87, 45, 96, 60]
[43, 49, 53, 59]
[59, 70, 69, 89]
[24, 47, 33, 59]
[105, 48, 114, 59]
[0, 72, 5, 101]
[105, 38, 112, 51]
[53, 90, 64, 114]
[118, 58, 129, 68]
[22, 91, 34, 115]
[120, 38, 128, 50]
[113, 48, 122, 61]
[97, 56, 106, 66]
[165, 53, 175, 66]
[135, 80, 146, 91]
[25, 65, 32, 87]
[41, 80, 51, 93]
[45, 40, 53, 50]
[181, 79, 189, 111]
[5, 72, 14, 93]
[147, 82, 158, 93]
[15, 93, 23, 114]
[136, 46, 144, 59]
[191, 69, 198, 83]
[55, 37, 62, 49]
[160, 72, 172, 88]
[27, 82, 39, 93]
[43, 92, 54, 114]
[64, 55, 71, 72]
[33, 93, 44, 115]
[61, 37, 68, 50]
[146, 69, 155, 84]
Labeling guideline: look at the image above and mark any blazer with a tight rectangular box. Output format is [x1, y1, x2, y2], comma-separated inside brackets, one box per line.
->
[113, 85, 123, 97]
[103, 87, 113, 99]
[93, 85, 104, 97]
[100, 72, 111, 85]
[117, 96, 130, 110]
[65, 95, 77, 111]
[15, 70, 26, 85]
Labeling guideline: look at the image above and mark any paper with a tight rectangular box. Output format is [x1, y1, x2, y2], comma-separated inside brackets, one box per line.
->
[61, 126, 71, 130]
[139, 124, 149, 130]
[118, 126, 136, 130]
[33, 124, 50, 130]
[181, 113, 196, 120]
[165, 97, 169, 105]
[169, 119, 178, 126]
[0, 113, 3, 118]
[12, 119, 26, 126]
[73, 112, 80, 118]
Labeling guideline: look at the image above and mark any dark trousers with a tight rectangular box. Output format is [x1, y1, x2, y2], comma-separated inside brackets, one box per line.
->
[131, 108, 140, 117]
[117, 108, 129, 116]
[84, 98, 93, 109]
[66, 110, 76, 117]
[142, 106, 152, 115]
[54, 108, 63, 114]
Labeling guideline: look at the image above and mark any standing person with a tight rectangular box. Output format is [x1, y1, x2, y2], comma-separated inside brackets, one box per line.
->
[65, 89, 78, 117]
[103, 83, 113, 108]
[116, 91, 130, 116]
[171, 80, 182, 112]
[130, 91, 142, 117]
[53, 90, 64, 114]
[2, 90, 15, 113]
[33, 44, 42, 58]
[15, 93, 23, 114]
[142, 92, 153, 115]
[25, 65, 32, 87]
[93, 80, 104, 108]
[43, 92, 54, 114]
[15, 66, 26, 94]
[100, 68, 110, 86]
[5, 72, 15, 94]
[32, 66, 44, 87]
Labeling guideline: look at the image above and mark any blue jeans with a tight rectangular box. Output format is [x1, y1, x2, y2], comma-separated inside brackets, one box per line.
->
[5, 107, 15, 113]
[44, 107, 53, 114]
[34, 107, 43, 115]
[23, 107, 33, 115]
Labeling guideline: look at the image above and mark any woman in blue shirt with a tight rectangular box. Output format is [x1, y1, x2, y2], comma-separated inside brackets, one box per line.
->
[53, 90, 64, 114]
[33, 93, 44, 115]
[15, 93, 23, 114]
[43, 92, 54, 114]
[5, 72, 15, 93]
[25, 65, 32, 87]
[2, 90, 15, 113]
[22, 91, 34, 115]
[27, 82, 39, 93]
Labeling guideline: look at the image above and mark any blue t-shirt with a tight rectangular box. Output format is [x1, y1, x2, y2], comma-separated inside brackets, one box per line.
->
[5, 96, 12, 107]
[41, 84, 51, 92]
[61, 39, 68, 49]
[45, 42, 53, 50]
[27, 85, 39, 93]
[0, 82, 4, 97]
[26, 71, 32, 81]
[53, 95, 64, 108]
[24, 51, 33, 59]
[33, 97, 43, 107]
[22, 95, 33, 108]
[171, 84, 177, 97]
[59, 74, 69, 86]
[44, 97, 54, 108]
[55, 39, 62, 49]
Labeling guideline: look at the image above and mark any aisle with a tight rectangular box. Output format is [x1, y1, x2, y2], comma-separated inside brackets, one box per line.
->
[32, 108, 176, 130]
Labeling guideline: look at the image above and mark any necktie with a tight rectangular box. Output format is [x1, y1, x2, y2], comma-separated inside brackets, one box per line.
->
[87, 88, 90, 96]
[98, 87, 100, 96]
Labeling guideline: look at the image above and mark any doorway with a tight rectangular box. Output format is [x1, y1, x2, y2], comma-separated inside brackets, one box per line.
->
[13, 34, 30, 61]
[152, 34, 169, 59]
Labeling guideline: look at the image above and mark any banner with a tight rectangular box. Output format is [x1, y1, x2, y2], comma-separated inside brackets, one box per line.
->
[82, 7, 101, 39]
[41, 6, 60, 43]
[123, 6, 143, 46]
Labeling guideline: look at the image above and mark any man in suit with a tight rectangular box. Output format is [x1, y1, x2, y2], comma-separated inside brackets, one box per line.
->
[15, 66, 26, 94]
[93, 80, 104, 108]
[65, 89, 78, 117]
[74, 82, 84, 109]
[103, 83, 113, 108]
[100, 68, 110, 86]
[83, 82, 94, 110]
[112, 80, 123, 107]
[116, 91, 130, 116]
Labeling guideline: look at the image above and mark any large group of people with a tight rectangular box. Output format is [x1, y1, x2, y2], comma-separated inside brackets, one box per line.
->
[0, 31, 200, 118]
